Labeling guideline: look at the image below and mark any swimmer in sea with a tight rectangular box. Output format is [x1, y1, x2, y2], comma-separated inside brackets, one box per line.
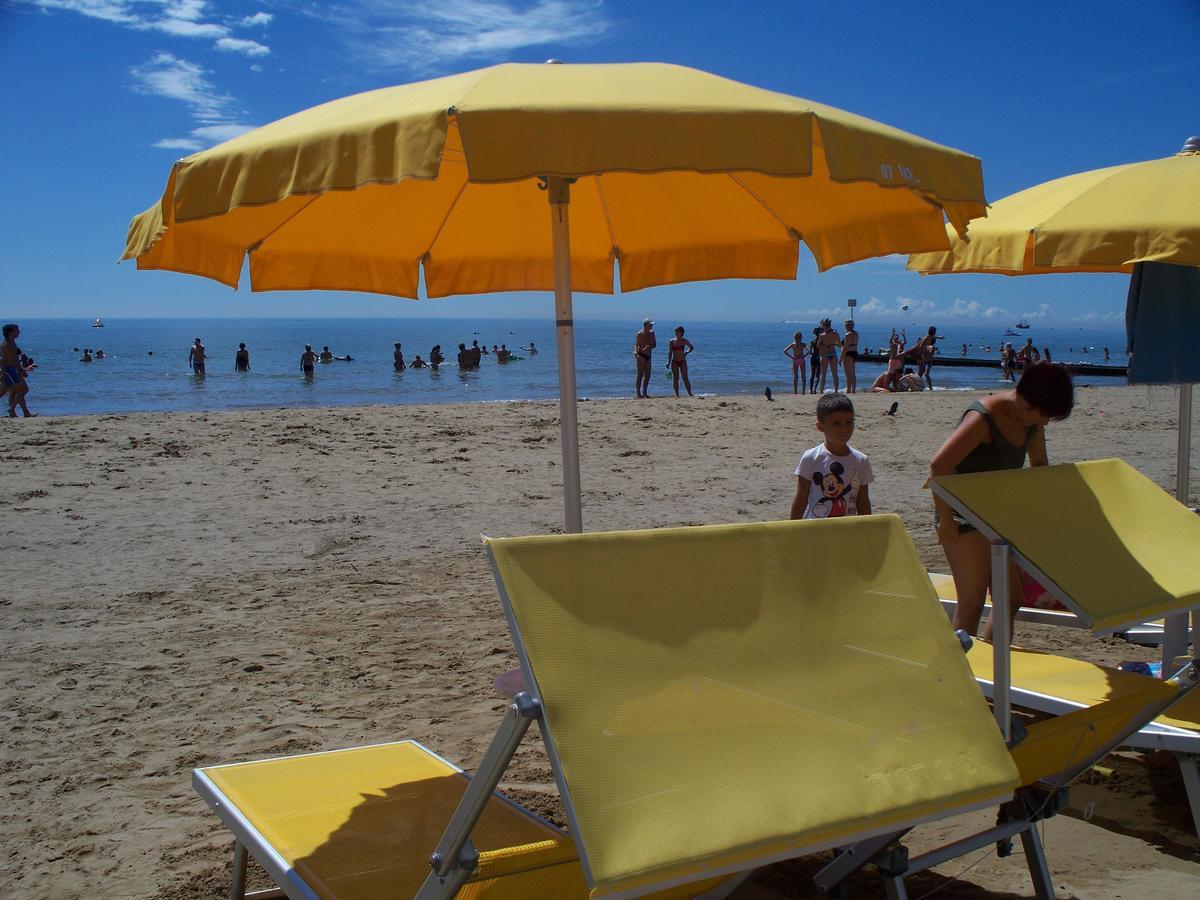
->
[393, 342, 406, 372]
[235, 342, 250, 372]
[300, 344, 317, 377]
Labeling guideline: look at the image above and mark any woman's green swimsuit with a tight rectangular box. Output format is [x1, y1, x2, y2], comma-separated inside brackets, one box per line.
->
[938, 401, 1036, 532]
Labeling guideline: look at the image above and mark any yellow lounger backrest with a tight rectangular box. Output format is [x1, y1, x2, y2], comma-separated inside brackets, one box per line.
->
[933, 459, 1200, 633]
[487, 516, 1019, 897]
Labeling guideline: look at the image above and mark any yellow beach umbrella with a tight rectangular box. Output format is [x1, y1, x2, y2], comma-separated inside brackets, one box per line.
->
[124, 61, 988, 533]
[909, 137, 1200, 666]
[908, 141, 1200, 275]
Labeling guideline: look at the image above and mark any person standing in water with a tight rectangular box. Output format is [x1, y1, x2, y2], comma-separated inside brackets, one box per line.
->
[234, 343, 250, 372]
[300, 344, 317, 378]
[666, 326, 695, 397]
[393, 342, 406, 371]
[188, 337, 206, 375]
[784, 330, 807, 395]
[841, 319, 859, 393]
[633, 319, 656, 399]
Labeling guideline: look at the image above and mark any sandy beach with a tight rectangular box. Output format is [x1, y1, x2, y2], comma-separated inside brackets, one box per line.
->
[2, 385, 1198, 898]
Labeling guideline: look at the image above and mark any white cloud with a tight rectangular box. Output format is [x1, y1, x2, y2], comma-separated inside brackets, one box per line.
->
[216, 37, 270, 56]
[945, 299, 982, 317]
[27, 1, 271, 52]
[131, 52, 231, 121]
[1022, 302, 1055, 320]
[152, 137, 202, 150]
[309, 0, 613, 71]
[130, 52, 256, 149]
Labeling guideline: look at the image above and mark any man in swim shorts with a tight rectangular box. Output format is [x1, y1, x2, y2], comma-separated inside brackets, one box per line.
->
[188, 337, 206, 375]
[633, 319, 656, 398]
[300, 344, 317, 377]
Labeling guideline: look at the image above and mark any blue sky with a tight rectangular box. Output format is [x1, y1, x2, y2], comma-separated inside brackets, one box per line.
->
[1, 0, 1197, 323]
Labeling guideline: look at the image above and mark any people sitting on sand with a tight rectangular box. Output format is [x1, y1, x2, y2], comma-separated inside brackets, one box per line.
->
[319, 346, 334, 363]
[870, 371, 893, 393]
[409, 354, 427, 369]
[899, 367, 925, 392]
[393, 342, 406, 371]
[235, 343, 250, 372]
[429, 345, 444, 371]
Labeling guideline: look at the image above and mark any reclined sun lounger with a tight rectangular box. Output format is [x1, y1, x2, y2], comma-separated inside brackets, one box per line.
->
[196, 516, 1026, 899]
[927, 458, 1200, 835]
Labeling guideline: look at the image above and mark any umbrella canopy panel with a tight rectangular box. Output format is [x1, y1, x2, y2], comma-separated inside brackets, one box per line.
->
[125, 62, 986, 295]
[908, 150, 1200, 276]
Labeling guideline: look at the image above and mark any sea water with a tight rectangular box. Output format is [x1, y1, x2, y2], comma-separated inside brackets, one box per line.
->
[14, 318, 1128, 416]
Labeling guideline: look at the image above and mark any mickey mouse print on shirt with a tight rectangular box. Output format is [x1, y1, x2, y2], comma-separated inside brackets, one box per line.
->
[794, 444, 874, 519]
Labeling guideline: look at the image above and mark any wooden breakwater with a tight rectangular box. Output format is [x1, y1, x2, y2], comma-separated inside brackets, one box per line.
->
[856, 354, 1126, 377]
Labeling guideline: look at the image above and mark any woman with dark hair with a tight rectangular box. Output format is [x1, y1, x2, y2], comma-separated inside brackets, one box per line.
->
[930, 362, 1075, 638]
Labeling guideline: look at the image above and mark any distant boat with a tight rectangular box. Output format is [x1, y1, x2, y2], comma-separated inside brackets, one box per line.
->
[93, 318, 104, 328]
[1003, 329, 1019, 336]
[1015, 319, 1031, 329]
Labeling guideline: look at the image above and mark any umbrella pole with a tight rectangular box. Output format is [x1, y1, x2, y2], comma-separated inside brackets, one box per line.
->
[547, 176, 583, 534]
[1164, 383, 1195, 672]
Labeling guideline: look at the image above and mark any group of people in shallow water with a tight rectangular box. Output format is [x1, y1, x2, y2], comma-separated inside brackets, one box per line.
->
[173, 336, 537, 378]
[393, 339, 536, 373]
[789, 360, 1076, 641]
[633, 319, 696, 398]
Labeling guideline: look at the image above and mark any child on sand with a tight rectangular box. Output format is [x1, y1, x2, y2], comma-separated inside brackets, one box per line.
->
[789, 393, 873, 520]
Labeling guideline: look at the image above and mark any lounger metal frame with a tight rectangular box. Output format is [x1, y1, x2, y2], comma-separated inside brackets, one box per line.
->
[815, 651, 1200, 900]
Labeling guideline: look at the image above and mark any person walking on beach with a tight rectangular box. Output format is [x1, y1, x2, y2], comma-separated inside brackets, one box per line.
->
[789, 393, 872, 520]
[930, 362, 1074, 639]
[188, 337, 206, 375]
[842, 319, 860, 393]
[1, 323, 35, 418]
[816, 319, 841, 394]
[909, 326, 940, 389]
[784, 330, 808, 394]
[666, 326, 695, 397]
[887, 329, 906, 391]
[300, 344, 317, 377]
[393, 342, 406, 371]
[808, 327, 822, 393]
[234, 343, 250, 372]
[634, 319, 656, 399]
[1000, 343, 1016, 382]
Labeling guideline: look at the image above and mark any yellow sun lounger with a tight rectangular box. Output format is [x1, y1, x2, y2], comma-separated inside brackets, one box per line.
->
[927, 458, 1200, 834]
[197, 515, 1024, 899]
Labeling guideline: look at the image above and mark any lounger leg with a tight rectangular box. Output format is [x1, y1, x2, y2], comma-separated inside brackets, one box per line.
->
[1176, 753, 1200, 839]
[1018, 825, 1055, 900]
[230, 841, 248, 900]
[881, 875, 909, 900]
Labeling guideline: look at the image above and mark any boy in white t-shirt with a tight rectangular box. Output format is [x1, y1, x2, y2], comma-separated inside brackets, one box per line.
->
[789, 393, 874, 520]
